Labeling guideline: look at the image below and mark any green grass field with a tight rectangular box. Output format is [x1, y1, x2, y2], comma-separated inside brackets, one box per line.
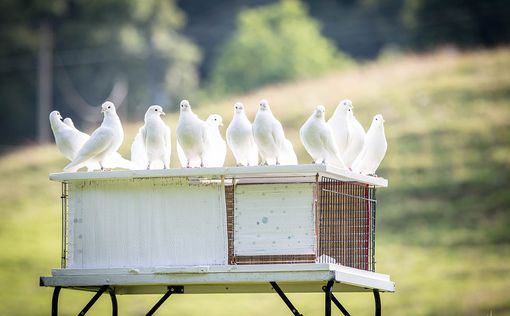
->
[0, 48, 509, 315]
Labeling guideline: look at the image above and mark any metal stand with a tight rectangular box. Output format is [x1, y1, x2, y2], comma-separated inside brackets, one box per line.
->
[323, 281, 351, 316]
[51, 286, 118, 316]
[270, 281, 303, 316]
[49, 283, 382, 316]
[145, 286, 184, 316]
[374, 290, 381, 316]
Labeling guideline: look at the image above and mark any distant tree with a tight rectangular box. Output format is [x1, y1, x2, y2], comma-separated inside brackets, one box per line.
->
[0, 0, 201, 145]
[119, 0, 201, 115]
[208, 0, 352, 95]
[402, 0, 510, 49]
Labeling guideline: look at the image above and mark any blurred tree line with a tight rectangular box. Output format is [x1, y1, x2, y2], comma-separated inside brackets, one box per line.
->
[0, 0, 508, 146]
[0, 0, 200, 146]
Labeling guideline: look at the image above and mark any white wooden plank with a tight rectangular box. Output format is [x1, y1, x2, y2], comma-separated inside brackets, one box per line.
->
[49, 164, 388, 187]
[42, 264, 395, 293]
[69, 178, 228, 269]
[234, 183, 316, 256]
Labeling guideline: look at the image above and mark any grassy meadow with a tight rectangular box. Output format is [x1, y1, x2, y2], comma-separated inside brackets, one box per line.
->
[0, 48, 509, 315]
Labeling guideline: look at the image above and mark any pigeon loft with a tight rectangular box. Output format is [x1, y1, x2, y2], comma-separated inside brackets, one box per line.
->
[41, 165, 394, 315]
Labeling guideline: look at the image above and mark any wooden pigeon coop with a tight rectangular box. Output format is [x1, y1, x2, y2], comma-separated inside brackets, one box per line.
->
[41, 165, 394, 315]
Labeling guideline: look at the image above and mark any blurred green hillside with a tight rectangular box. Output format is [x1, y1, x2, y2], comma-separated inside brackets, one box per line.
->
[0, 48, 509, 315]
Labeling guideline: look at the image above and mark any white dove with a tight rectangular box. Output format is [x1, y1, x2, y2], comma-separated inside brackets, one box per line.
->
[176, 100, 209, 168]
[327, 100, 351, 159]
[252, 99, 286, 165]
[64, 116, 132, 170]
[226, 102, 258, 166]
[351, 114, 387, 175]
[64, 101, 124, 172]
[49, 111, 89, 162]
[134, 105, 171, 169]
[203, 114, 227, 167]
[343, 103, 366, 167]
[300, 105, 347, 169]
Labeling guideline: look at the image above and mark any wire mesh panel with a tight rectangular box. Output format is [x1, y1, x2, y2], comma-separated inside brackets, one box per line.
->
[317, 177, 376, 271]
[225, 184, 235, 264]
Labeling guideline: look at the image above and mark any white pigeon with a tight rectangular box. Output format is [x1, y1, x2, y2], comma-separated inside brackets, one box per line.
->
[49, 111, 89, 162]
[64, 101, 124, 172]
[53, 113, 131, 171]
[300, 105, 347, 169]
[64, 116, 133, 170]
[351, 114, 387, 175]
[176, 100, 209, 168]
[327, 100, 351, 159]
[132, 105, 171, 170]
[343, 103, 366, 167]
[252, 99, 286, 165]
[226, 102, 258, 166]
[203, 114, 227, 167]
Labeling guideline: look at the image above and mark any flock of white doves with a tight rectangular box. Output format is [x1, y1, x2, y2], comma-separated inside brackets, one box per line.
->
[49, 99, 387, 176]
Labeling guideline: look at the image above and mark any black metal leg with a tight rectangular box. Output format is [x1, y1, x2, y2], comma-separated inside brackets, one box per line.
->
[78, 285, 108, 316]
[52, 286, 62, 316]
[324, 280, 333, 316]
[145, 286, 183, 316]
[373, 290, 381, 316]
[146, 290, 173, 316]
[331, 295, 351, 316]
[322, 281, 351, 316]
[270, 282, 303, 316]
[108, 287, 118, 316]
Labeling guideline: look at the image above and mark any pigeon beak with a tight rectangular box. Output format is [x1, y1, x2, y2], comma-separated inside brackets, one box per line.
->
[161, 111, 166, 116]
[220, 122, 224, 127]
[101, 108, 106, 113]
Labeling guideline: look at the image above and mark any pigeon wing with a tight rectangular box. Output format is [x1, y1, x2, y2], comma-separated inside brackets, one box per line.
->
[64, 127, 113, 171]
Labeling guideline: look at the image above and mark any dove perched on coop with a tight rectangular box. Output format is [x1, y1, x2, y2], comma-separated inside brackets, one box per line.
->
[66, 116, 132, 170]
[63, 102, 124, 172]
[300, 105, 347, 169]
[176, 100, 209, 168]
[343, 103, 366, 167]
[351, 114, 387, 175]
[203, 114, 227, 167]
[327, 100, 351, 156]
[252, 99, 287, 165]
[49, 111, 89, 162]
[131, 105, 171, 170]
[226, 102, 258, 166]
[55, 113, 132, 171]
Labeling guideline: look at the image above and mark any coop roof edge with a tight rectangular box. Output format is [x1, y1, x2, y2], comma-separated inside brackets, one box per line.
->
[49, 164, 388, 187]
